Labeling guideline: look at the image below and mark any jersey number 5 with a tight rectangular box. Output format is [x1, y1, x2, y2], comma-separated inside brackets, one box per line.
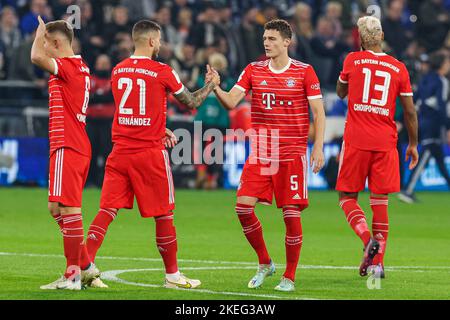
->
[118, 77, 147, 115]
[362, 68, 391, 107]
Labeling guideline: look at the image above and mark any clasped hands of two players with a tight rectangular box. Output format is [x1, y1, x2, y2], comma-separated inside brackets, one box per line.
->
[205, 64, 221, 88]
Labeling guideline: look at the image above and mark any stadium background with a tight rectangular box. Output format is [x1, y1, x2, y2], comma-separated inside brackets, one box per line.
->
[0, 0, 450, 301]
[0, 0, 449, 191]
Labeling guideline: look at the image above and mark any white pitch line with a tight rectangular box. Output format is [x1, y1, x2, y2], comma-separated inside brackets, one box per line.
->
[101, 268, 317, 300]
[1, 251, 450, 271]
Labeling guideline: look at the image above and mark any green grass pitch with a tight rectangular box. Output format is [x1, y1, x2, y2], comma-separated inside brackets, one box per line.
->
[0, 188, 449, 300]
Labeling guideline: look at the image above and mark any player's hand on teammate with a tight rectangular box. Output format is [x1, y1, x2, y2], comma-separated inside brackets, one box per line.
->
[310, 145, 324, 174]
[206, 64, 220, 87]
[405, 144, 419, 170]
[163, 128, 177, 149]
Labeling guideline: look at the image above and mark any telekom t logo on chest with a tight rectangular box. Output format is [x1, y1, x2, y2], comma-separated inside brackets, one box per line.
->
[262, 93, 276, 110]
[262, 92, 293, 110]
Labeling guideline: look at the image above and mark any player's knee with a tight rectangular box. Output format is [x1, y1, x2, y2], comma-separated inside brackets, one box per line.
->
[48, 203, 60, 216]
[236, 196, 258, 207]
[235, 203, 254, 216]
[338, 191, 358, 202]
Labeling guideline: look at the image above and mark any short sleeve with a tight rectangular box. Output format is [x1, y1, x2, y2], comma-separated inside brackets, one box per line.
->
[339, 52, 354, 84]
[234, 64, 252, 93]
[304, 65, 322, 100]
[398, 63, 413, 97]
[52, 58, 74, 81]
[161, 66, 184, 94]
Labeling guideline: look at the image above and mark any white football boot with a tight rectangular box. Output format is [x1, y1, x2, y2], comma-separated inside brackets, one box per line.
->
[274, 276, 295, 292]
[248, 260, 276, 289]
[164, 273, 201, 289]
[81, 263, 108, 288]
[40, 276, 65, 290]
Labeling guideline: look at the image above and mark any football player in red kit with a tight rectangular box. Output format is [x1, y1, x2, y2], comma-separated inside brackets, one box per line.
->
[31, 16, 93, 290]
[212, 19, 326, 292]
[336, 16, 419, 278]
[82, 20, 219, 289]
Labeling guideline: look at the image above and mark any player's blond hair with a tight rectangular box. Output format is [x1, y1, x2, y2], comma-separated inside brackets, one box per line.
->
[357, 16, 383, 48]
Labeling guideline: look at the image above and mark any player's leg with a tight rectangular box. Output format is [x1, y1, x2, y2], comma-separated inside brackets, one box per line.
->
[86, 151, 132, 261]
[236, 195, 275, 289]
[40, 201, 67, 290]
[235, 160, 275, 289]
[132, 149, 200, 288]
[338, 191, 371, 246]
[236, 195, 271, 265]
[85, 208, 118, 262]
[336, 142, 372, 246]
[152, 211, 200, 289]
[336, 143, 380, 276]
[57, 205, 85, 290]
[341, 190, 381, 277]
[368, 148, 401, 278]
[48, 201, 63, 233]
[43, 148, 89, 290]
[235, 196, 275, 289]
[272, 155, 308, 291]
[275, 205, 302, 292]
[369, 192, 389, 278]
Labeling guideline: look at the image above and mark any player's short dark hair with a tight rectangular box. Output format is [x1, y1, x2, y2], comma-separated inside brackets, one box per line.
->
[45, 20, 74, 44]
[132, 20, 161, 41]
[264, 19, 292, 40]
[429, 51, 448, 71]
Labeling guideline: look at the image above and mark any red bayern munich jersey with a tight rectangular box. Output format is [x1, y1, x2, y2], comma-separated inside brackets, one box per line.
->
[111, 56, 184, 153]
[235, 58, 322, 161]
[339, 50, 413, 151]
[49, 55, 91, 157]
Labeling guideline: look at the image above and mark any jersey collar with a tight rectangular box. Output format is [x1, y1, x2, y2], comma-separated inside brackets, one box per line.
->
[268, 58, 291, 74]
[366, 50, 387, 56]
[130, 55, 152, 60]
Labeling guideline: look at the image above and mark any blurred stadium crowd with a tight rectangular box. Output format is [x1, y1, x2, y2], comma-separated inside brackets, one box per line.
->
[0, 0, 449, 188]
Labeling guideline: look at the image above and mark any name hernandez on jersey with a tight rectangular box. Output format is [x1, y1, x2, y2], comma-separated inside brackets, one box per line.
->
[339, 50, 413, 151]
[111, 56, 183, 153]
[48, 55, 91, 157]
[234, 58, 322, 161]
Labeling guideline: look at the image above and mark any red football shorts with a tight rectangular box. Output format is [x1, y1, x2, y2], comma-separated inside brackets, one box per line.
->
[336, 141, 400, 194]
[48, 148, 90, 207]
[100, 148, 175, 217]
[237, 155, 309, 210]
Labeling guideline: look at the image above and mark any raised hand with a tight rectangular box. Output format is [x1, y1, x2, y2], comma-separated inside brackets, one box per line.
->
[206, 64, 220, 86]
[36, 15, 46, 37]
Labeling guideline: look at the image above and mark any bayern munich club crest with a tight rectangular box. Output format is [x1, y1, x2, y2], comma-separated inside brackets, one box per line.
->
[286, 78, 296, 87]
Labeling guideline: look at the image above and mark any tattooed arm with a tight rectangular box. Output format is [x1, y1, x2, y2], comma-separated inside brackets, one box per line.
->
[173, 81, 217, 109]
[173, 64, 220, 109]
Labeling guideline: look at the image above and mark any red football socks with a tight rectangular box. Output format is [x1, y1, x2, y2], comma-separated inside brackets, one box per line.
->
[235, 204, 271, 265]
[52, 213, 63, 233]
[283, 207, 303, 281]
[339, 197, 371, 246]
[155, 213, 178, 274]
[79, 243, 91, 270]
[370, 196, 389, 265]
[86, 208, 117, 262]
[61, 213, 84, 279]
